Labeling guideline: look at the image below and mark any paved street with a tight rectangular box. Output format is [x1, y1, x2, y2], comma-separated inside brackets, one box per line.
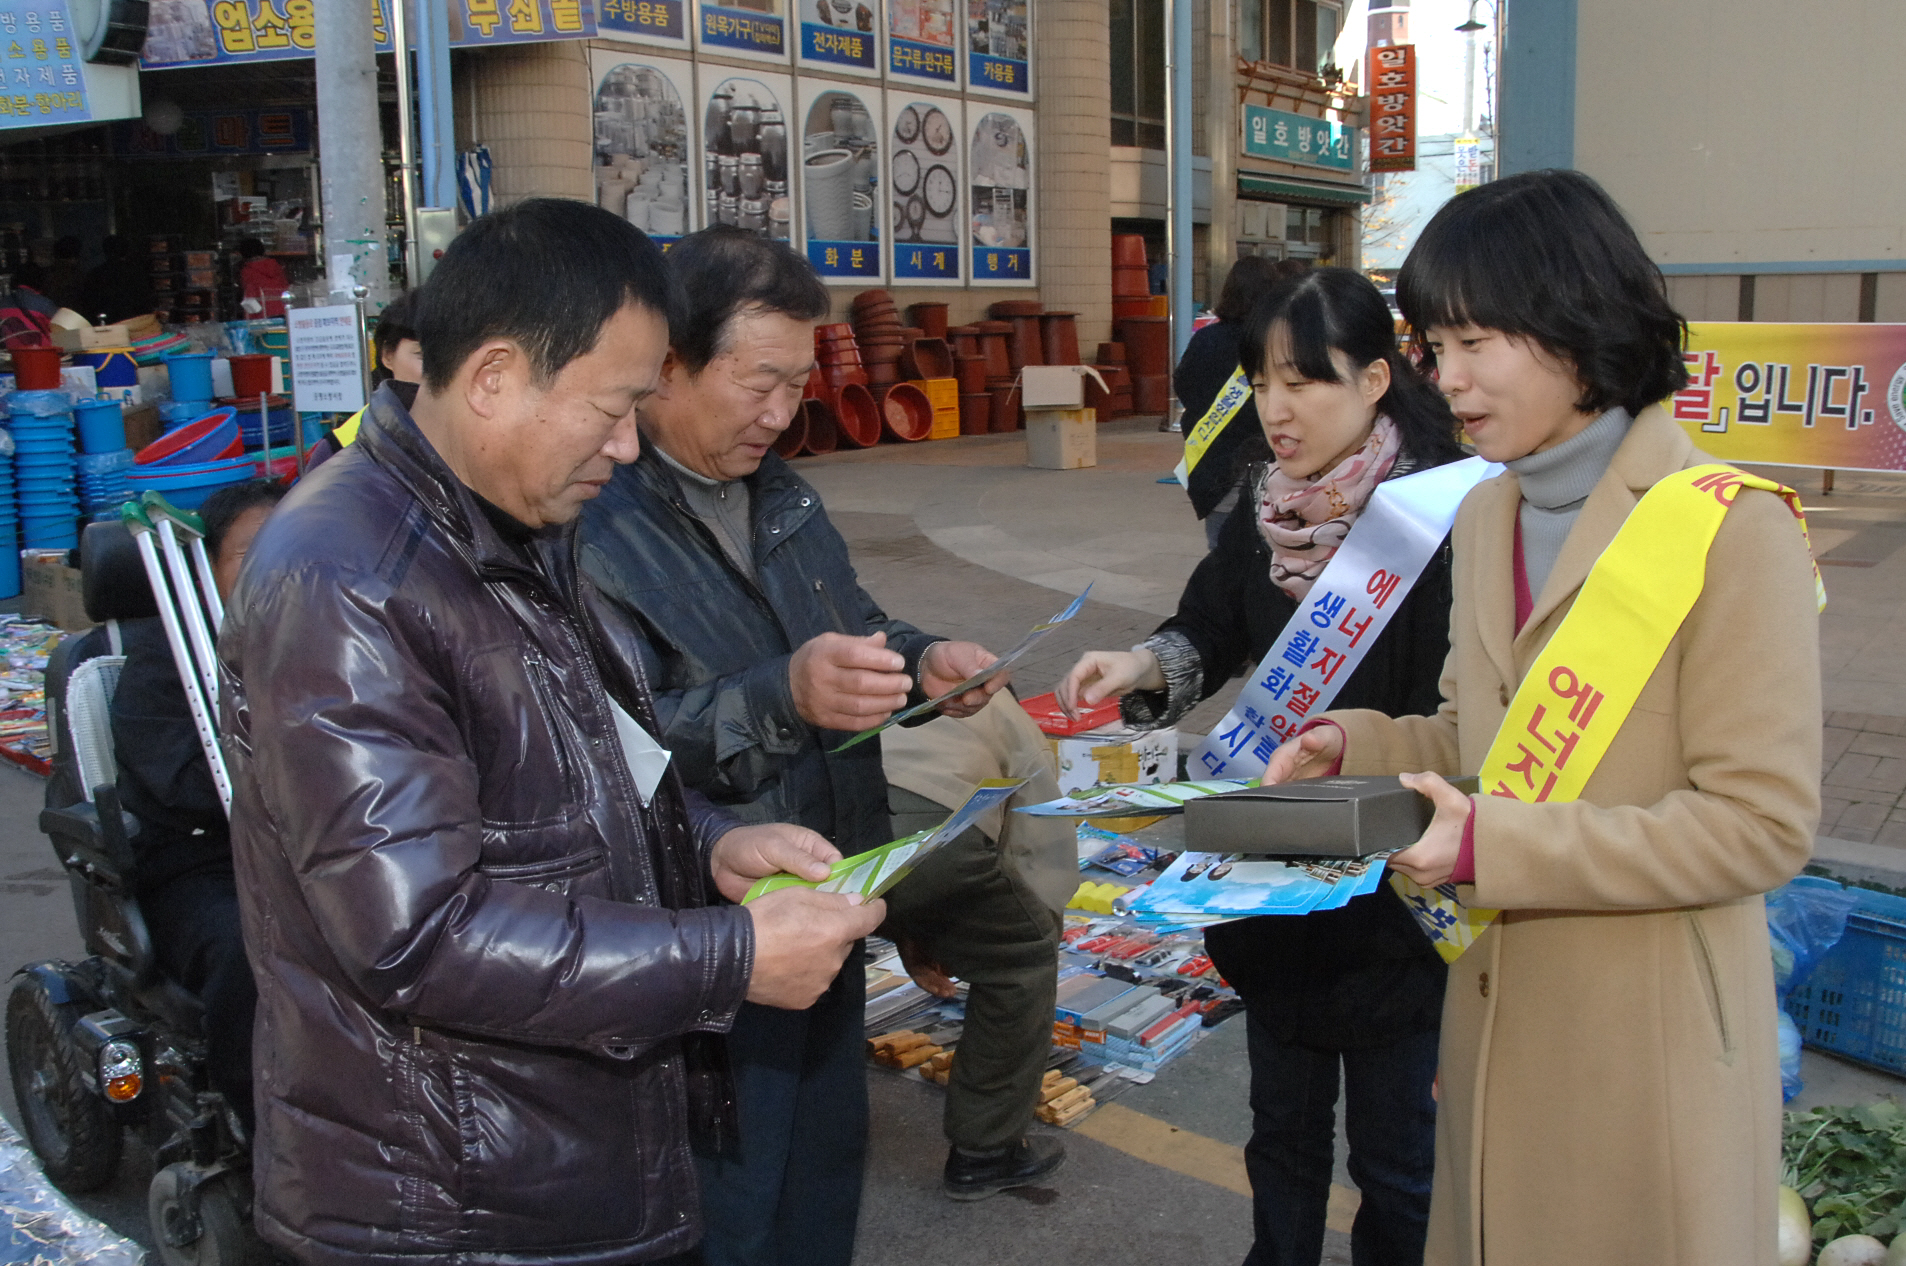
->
[2, 420, 1902, 1263]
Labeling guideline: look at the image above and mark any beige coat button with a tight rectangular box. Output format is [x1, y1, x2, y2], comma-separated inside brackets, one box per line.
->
[1479, 971, 1491, 998]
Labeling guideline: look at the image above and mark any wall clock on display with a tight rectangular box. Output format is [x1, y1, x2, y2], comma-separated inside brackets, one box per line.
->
[895, 105, 921, 146]
[921, 107, 953, 155]
[892, 148, 921, 196]
[923, 164, 955, 219]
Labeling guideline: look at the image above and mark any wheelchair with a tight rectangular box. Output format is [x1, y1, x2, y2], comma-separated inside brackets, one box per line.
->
[4, 513, 264, 1266]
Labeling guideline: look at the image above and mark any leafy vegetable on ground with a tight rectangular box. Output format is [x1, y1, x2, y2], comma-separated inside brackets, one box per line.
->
[1784, 1102, 1906, 1246]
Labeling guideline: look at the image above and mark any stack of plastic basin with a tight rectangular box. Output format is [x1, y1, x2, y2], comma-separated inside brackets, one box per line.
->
[127, 455, 255, 509]
[136, 408, 242, 468]
[0, 427, 18, 598]
[238, 403, 300, 450]
[79, 450, 134, 520]
[6, 389, 79, 551]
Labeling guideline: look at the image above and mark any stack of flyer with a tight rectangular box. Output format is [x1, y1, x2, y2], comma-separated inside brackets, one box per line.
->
[1122, 849, 1394, 927]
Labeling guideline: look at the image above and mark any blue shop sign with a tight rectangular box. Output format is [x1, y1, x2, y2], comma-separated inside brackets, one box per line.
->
[894, 243, 958, 281]
[801, 19, 872, 69]
[972, 245, 1027, 280]
[889, 34, 954, 82]
[699, 2, 781, 53]
[809, 241, 880, 278]
[1241, 104, 1353, 172]
[597, 0, 681, 37]
[0, 0, 91, 127]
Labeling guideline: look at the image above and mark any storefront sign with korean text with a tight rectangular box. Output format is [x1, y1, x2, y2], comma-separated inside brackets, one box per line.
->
[1241, 104, 1353, 173]
[697, 0, 784, 58]
[287, 305, 368, 415]
[1367, 43, 1414, 172]
[797, 2, 874, 73]
[0, 0, 91, 126]
[969, 104, 1031, 284]
[596, 0, 681, 41]
[885, 0, 955, 85]
[966, 0, 1028, 98]
[886, 90, 962, 280]
[140, 0, 595, 68]
[1669, 321, 1906, 473]
[110, 106, 311, 156]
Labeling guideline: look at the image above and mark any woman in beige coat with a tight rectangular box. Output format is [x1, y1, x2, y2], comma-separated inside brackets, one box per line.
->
[1269, 171, 1820, 1266]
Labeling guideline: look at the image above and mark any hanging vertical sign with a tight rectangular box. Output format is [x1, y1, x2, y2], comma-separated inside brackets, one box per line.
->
[0, 0, 90, 126]
[591, 50, 697, 243]
[1368, 43, 1415, 172]
[796, 0, 876, 73]
[694, 0, 785, 59]
[596, 0, 687, 46]
[968, 104, 1032, 285]
[886, 90, 962, 282]
[798, 80, 884, 281]
[701, 68, 795, 242]
[1452, 133, 1480, 192]
[965, 0, 1028, 99]
[883, 0, 956, 87]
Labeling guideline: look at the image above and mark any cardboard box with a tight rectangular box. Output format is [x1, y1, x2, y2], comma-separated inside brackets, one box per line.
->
[1184, 775, 1484, 858]
[1025, 406, 1097, 470]
[1020, 365, 1110, 408]
[1047, 724, 1177, 796]
[21, 550, 91, 631]
[51, 322, 133, 351]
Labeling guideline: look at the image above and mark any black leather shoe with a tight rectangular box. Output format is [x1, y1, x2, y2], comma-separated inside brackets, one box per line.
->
[942, 1135, 1067, 1201]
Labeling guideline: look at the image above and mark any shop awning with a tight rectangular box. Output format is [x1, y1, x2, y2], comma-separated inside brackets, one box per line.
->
[1237, 174, 1372, 206]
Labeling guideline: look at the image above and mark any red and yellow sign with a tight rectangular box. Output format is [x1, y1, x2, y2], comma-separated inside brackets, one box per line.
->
[1671, 321, 1906, 473]
[1368, 44, 1415, 173]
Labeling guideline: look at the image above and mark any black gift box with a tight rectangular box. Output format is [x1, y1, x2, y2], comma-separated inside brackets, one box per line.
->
[1183, 775, 1482, 858]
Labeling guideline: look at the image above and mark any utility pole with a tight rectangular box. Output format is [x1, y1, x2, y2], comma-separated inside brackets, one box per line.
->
[314, 0, 392, 307]
[1164, 0, 1194, 369]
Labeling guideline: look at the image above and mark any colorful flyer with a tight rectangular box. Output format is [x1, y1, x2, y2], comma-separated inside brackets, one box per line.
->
[590, 50, 697, 243]
[701, 68, 794, 243]
[798, 80, 883, 282]
[965, 0, 1029, 98]
[1125, 849, 1395, 925]
[968, 103, 1032, 285]
[886, 89, 963, 283]
[883, 0, 956, 85]
[1670, 321, 1906, 473]
[744, 779, 1026, 902]
[1017, 780, 1250, 819]
[695, 0, 785, 59]
[797, 0, 877, 73]
[596, 0, 689, 47]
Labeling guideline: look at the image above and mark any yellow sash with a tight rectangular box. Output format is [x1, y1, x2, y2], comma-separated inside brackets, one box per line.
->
[1391, 464, 1824, 963]
[1174, 366, 1253, 484]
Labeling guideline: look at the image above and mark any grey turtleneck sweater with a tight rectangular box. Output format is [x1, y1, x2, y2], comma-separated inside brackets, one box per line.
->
[655, 445, 757, 582]
[1505, 406, 1632, 598]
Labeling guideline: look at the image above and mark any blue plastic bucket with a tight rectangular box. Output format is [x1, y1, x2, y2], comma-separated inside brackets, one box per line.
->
[74, 399, 127, 454]
[0, 542, 20, 600]
[164, 352, 216, 403]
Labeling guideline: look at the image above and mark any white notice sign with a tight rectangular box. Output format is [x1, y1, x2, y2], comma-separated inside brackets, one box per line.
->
[286, 305, 368, 414]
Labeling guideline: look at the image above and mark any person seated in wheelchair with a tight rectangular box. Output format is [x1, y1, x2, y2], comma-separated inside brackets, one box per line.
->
[108, 479, 285, 1133]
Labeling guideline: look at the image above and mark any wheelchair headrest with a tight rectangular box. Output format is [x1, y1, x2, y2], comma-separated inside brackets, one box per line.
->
[81, 522, 159, 623]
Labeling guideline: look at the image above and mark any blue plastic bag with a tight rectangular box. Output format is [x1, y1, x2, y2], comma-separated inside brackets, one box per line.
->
[1766, 878, 1861, 1100]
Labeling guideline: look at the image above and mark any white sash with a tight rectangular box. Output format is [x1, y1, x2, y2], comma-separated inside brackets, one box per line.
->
[1190, 457, 1499, 780]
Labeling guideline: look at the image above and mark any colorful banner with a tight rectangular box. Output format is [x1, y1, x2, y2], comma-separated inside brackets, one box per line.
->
[141, 0, 593, 67]
[887, 89, 961, 282]
[966, 0, 1027, 98]
[696, 0, 785, 59]
[1241, 104, 1353, 172]
[0, 0, 90, 127]
[1670, 322, 1906, 473]
[799, 80, 883, 282]
[797, 0, 875, 74]
[885, 0, 955, 85]
[110, 106, 312, 156]
[969, 103, 1031, 285]
[1368, 43, 1414, 172]
[597, 0, 685, 43]
[590, 50, 694, 243]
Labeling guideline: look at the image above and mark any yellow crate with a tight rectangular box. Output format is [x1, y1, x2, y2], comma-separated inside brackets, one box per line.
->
[912, 378, 961, 439]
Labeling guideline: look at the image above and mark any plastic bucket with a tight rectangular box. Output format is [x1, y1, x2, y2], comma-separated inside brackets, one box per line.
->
[74, 399, 127, 454]
[10, 346, 63, 390]
[75, 348, 139, 389]
[164, 352, 217, 403]
[230, 353, 274, 397]
[0, 543, 18, 600]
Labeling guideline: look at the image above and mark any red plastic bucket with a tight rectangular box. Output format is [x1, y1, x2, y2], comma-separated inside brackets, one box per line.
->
[229, 353, 274, 398]
[10, 346, 62, 390]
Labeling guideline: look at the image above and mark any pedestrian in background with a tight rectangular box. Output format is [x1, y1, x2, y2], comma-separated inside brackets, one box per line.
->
[1176, 255, 1309, 549]
[1061, 267, 1462, 1266]
[1266, 169, 1820, 1266]
[236, 237, 289, 317]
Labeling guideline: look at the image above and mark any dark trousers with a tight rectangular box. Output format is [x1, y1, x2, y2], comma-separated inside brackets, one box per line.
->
[696, 953, 867, 1266]
[884, 789, 1061, 1151]
[1239, 1008, 1438, 1266]
[139, 869, 258, 1134]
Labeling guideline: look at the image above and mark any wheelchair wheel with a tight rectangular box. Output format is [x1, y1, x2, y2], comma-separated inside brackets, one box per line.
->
[149, 1164, 261, 1266]
[4, 973, 122, 1192]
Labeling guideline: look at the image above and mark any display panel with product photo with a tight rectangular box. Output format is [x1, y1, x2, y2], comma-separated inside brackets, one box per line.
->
[596, 0, 689, 48]
[968, 103, 1031, 284]
[798, 82, 884, 282]
[695, 0, 787, 59]
[797, 0, 879, 73]
[966, 0, 1029, 98]
[702, 69, 795, 242]
[884, 91, 962, 282]
[591, 50, 697, 243]
[884, 0, 957, 86]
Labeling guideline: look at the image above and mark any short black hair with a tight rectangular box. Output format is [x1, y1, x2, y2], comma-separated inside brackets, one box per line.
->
[371, 290, 420, 388]
[238, 237, 267, 259]
[1241, 266, 1464, 469]
[413, 198, 683, 393]
[1214, 255, 1287, 324]
[1397, 169, 1688, 416]
[200, 479, 287, 563]
[664, 227, 830, 373]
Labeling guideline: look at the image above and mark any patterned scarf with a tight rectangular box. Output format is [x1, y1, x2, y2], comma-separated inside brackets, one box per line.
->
[1257, 416, 1401, 600]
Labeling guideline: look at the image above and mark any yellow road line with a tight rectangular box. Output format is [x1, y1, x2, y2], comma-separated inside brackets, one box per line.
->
[1074, 1101, 1362, 1233]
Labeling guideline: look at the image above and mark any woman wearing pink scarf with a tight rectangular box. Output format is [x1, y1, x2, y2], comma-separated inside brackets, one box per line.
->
[1058, 268, 1463, 1266]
